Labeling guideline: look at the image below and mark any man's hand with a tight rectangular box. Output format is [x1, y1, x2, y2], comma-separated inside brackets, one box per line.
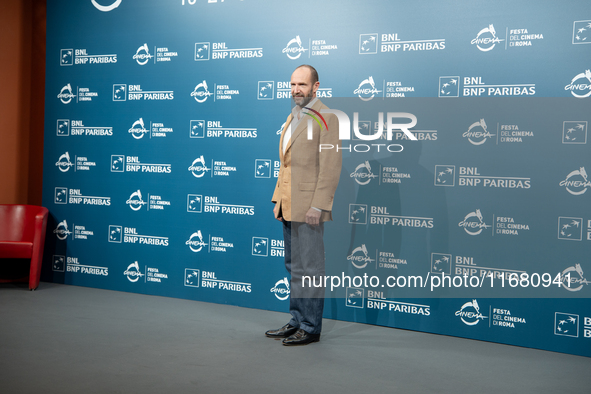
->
[305, 208, 321, 226]
[273, 204, 282, 221]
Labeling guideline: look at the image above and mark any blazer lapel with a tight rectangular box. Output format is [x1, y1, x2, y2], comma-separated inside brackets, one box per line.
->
[285, 99, 324, 154]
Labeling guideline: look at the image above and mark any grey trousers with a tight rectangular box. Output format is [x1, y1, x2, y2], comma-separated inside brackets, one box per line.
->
[283, 220, 325, 335]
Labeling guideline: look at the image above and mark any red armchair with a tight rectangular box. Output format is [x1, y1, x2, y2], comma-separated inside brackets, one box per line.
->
[0, 204, 49, 290]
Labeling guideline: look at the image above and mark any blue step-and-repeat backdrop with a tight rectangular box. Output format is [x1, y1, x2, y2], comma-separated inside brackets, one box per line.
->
[42, 0, 591, 357]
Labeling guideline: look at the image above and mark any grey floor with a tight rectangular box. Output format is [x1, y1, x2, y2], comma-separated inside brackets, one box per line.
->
[1, 282, 590, 394]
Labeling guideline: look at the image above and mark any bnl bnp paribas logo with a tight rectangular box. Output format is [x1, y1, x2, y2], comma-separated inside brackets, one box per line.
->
[346, 288, 365, 308]
[194, 41, 262, 60]
[349, 204, 367, 225]
[257, 81, 332, 100]
[113, 85, 126, 100]
[187, 195, 202, 213]
[258, 82, 276, 100]
[252, 237, 269, 256]
[572, 20, 591, 44]
[358, 33, 445, 54]
[563, 121, 587, 144]
[252, 237, 284, 257]
[557, 217, 585, 241]
[195, 43, 210, 60]
[555, 313, 579, 337]
[257, 81, 291, 100]
[254, 159, 279, 178]
[190, 120, 205, 138]
[438, 77, 459, 97]
[431, 253, 452, 275]
[60, 50, 73, 65]
[434, 165, 455, 186]
[359, 34, 378, 54]
[555, 312, 591, 338]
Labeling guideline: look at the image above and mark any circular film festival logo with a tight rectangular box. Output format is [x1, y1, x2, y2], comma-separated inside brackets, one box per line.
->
[54, 220, 72, 240]
[350, 161, 378, 185]
[188, 155, 210, 178]
[458, 209, 491, 235]
[455, 299, 488, 326]
[564, 70, 591, 98]
[186, 231, 208, 253]
[560, 167, 591, 195]
[124, 261, 144, 282]
[560, 264, 590, 292]
[463, 119, 495, 145]
[347, 244, 375, 269]
[191, 80, 213, 103]
[270, 277, 290, 301]
[471, 24, 504, 52]
[282, 36, 307, 60]
[56, 152, 73, 172]
[126, 190, 146, 211]
[91, 0, 122, 12]
[58, 84, 76, 104]
[133, 44, 153, 65]
[129, 118, 149, 139]
[354, 76, 381, 101]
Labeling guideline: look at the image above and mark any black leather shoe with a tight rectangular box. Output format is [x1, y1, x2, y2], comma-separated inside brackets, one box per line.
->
[265, 323, 298, 338]
[282, 329, 320, 346]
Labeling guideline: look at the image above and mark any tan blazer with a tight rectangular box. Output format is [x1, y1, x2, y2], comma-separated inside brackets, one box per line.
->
[272, 99, 342, 222]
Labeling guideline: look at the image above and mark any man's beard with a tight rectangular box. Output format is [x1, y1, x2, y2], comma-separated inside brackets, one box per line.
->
[293, 92, 313, 108]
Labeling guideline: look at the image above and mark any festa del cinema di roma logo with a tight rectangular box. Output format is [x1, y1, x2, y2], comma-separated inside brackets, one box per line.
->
[471, 24, 505, 52]
[270, 277, 290, 301]
[91, 0, 121, 12]
[455, 299, 488, 326]
[560, 167, 591, 195]
[191, 81, 213, 103]
[458, 209, 491, 235]
[283, 36, 308, 60]
[565, 70, 591, 98]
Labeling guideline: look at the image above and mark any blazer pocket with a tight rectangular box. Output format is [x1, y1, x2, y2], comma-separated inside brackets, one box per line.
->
[299, 182, 316, 191]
